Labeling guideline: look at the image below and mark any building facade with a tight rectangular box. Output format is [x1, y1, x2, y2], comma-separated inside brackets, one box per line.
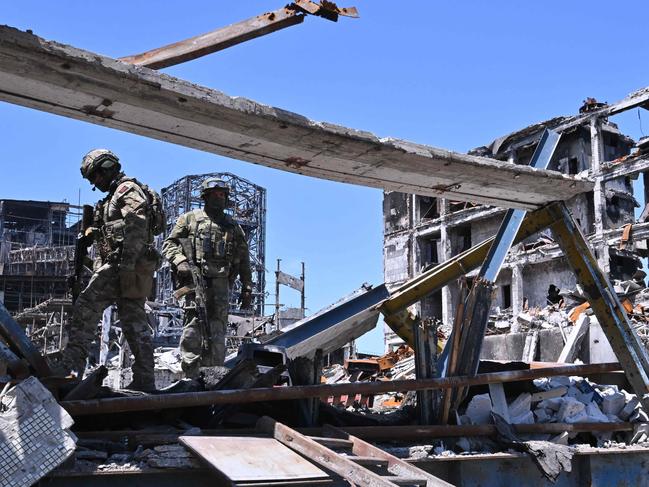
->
[383, 101, 649, 350]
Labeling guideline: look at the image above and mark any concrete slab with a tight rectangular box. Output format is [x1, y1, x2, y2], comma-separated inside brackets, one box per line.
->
[0, 26, 593, 209]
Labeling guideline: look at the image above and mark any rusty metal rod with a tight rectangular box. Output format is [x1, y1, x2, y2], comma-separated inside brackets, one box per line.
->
[74, 421, 642, 445]
[61, 362, 620, 416]
[120, 7, 305, 69]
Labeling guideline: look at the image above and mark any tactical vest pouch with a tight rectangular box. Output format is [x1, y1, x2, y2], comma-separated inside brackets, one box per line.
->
[130, 259, 156, 299]
[121, 177, 166, 236]
[104, 220, 126, 245]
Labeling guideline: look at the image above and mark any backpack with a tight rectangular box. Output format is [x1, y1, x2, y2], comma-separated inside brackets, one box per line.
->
[124, 177, 166, 236]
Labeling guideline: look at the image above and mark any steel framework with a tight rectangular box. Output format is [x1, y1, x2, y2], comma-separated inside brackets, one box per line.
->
[156, 172, 266, 315]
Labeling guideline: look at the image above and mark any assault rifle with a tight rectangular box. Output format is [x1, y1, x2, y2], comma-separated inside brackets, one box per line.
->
[68, 204, 94, 303]
[174, 240, 212, 355]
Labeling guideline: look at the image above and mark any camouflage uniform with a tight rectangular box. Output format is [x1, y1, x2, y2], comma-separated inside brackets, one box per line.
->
[162, 208, 252, 375]
[63, 173, 159, 388]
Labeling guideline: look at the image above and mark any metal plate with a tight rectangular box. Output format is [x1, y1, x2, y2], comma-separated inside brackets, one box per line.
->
[179, 436, 328, 482]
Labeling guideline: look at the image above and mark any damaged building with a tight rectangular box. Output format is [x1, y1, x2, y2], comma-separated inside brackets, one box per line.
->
[383, 100, 649, 352]
[0, 199, 79, 312]
[5, 4, 649, 485]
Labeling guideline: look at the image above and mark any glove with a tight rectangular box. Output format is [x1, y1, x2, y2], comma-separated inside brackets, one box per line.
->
[119, 268, 139, 299]
[239, 288, 253, 310]
[176, 261, 192, 283]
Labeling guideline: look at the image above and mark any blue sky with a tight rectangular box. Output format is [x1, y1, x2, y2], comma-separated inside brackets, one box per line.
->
[1, 1, 648, 353]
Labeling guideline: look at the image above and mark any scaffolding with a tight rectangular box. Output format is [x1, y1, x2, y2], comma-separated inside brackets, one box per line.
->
[156, 172, 266, 316]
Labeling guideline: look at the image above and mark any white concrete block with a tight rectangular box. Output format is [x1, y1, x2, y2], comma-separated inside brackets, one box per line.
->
[465, 393, 493, 425]
[534, 408, 552, 423]
[585, 403, 609, 423]
[538, 397, 564, 412]
[557, 397, 585, 422]
[600, 390, 626, 416]
[510, 411, 535, 424]
[508, 393, 531, 419]
[619, 397, 640, 421]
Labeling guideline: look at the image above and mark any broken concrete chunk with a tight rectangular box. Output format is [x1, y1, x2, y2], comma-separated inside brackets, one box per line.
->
[538, 397, 564, 412]
[548, 376, 572, 388]
[557, 397, 585, 422]
[517, 312, 535, 326]
[465, 393, 493, 425]
[511, 411, 535, 424]
[508, 393, 531, 419]
[619, 397, 640, 421]
[600, 389, 626, 416]
[630, 424, 649, 444]
[534, 407, 552, 423]
[530, 386, 568, 403]
[585, 403, 609, 423]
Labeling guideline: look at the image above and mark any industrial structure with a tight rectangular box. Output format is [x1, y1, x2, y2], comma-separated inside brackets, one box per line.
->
[3, 3, 649, 485]
[383, 102, 649, 350]
[0, 199, 79, 312]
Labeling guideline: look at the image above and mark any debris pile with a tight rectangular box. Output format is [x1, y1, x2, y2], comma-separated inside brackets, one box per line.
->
[487, 273, 649, 352]
[322, 346, 416, 410]
[460, 375, 647, 441]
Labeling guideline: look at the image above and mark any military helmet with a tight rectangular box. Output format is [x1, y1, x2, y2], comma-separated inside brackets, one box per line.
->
[80, 149, 120, 180]
[200, 177, 230, 196]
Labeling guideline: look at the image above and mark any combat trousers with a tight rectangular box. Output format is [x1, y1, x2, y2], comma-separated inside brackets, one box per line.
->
[62, 263, 155, 387]
[180, 277, 229, 377]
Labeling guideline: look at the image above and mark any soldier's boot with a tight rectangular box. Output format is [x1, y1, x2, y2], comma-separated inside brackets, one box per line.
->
[128, 339, 155, 392]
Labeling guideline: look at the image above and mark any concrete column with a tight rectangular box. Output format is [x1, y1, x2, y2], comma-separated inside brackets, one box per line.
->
[590, 118, 609, 273]
[640, 172, 649, 216]
[511, 259, 524, 331]
[440, 198, 453, 326]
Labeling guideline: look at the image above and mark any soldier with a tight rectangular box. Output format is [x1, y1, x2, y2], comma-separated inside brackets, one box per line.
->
[59, 149, 161, 391]
[162, 177, 253, 377]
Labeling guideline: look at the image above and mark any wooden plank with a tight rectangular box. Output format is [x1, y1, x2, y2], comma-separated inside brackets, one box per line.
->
[0, 26, 592, 210]
[257, 417, 399, 487]
[323, 424, 453, 487]
[179, 435, 328, 482]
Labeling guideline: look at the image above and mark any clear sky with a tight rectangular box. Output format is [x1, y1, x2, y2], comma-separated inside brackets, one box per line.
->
[1, 1, 648, 354]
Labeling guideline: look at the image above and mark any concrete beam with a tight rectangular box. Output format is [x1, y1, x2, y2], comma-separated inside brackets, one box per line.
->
[0, 27, 593, 209]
